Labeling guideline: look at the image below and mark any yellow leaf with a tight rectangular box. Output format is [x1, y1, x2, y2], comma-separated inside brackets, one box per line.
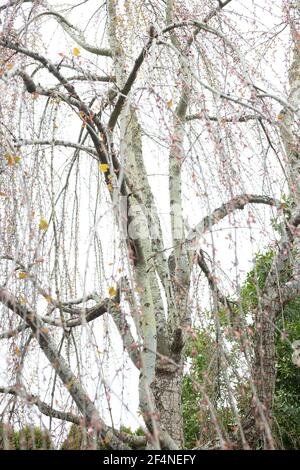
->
[277, 113, 284, 121]
[18, 271, 28, 279]
[108, 287, 117, 297]
[6, 63, 14, 70]
[44, 295, 53, 303]
[166, 99, 173, 109]
[73, 47, 80, 57]
[107, 183, 113, 192]
[5, 154, 21, 166]
[14, 346, 21, 357]
[0, 191, 8, 197]
[19, 296, 27, 305]
[6, 155, 14, 166]
[99, 163, 109, 173]
[39, 218, 49, 231]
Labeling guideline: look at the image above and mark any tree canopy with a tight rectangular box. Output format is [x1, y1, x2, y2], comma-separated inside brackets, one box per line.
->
[0, 0, 300, 450]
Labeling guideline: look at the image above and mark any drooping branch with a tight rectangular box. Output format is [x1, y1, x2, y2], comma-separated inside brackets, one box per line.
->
[245, 6, 300, 446]
[18, 139, 98, 157]
[0, 0, 32, 11]
[0, 386, 81, 425]
[196, 249, 237, 315]
[0, 287, 129, 450]
[34, 9, 112, 57]
[187, 194, 282, 242]
[0, 385, 147, 449]
[0, 323, 29, 340]
[0, 44, 108, 146]
[2, 63, 115, 181]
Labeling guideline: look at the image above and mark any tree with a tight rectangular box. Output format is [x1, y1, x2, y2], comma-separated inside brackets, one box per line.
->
[0, 0, 300, 449]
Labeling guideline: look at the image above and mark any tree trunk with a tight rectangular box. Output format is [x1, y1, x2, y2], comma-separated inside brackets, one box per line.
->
[151, 362, 184, 448]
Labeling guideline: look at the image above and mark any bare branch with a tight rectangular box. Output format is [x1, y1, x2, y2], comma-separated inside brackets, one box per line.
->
[0, 386, 81, 425]
[108, 31, 156, 131]
[18, 139, 98, 156]
[186, 113, 261, 122]
[34, 9, 112, 57]
[197, 249, 237, 315]
[65, 74, 116, 83]
[0, 0, 32, 11]
[0, 385, 147, 449]
[188, 194, 282, 241]
[0, 323, 29, 340]
[0, 287, 129, 450]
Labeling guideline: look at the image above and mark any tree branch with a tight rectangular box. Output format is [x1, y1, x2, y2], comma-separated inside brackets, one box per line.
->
[18, 139, 98, 156]
[108, 31, 155, 131]
[197, 249, 237, 315]
[0, 386, 81, 425]
[186, 113, 261, 122]
[34, 9, 112, 57]
[0, 323, 29, 340]
[0, 287, 129, 449]
[187, 194, 282, 242]
[0, 385, 147, 449]
[0, 0, 32, 11]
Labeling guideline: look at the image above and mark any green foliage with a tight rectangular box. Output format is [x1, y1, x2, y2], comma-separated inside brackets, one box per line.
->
[182, 330, 219, 448]
[0, 423, 52, 450]
[0, 423, 16, 450]
[61, 424, 145, 450]
[240, 248, 300, 449]
[182, 247, 300, 449]
[270, 195, 292, 235]
[13, 425, 53, 450]
[61, 424, 96, 450]
[274, 298, 300, 449]
[119, 425, 144, 436]
[240, 249, 274, 311]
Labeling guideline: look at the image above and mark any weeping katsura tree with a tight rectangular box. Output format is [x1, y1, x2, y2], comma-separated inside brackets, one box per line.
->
[0, 0, 300, 449]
